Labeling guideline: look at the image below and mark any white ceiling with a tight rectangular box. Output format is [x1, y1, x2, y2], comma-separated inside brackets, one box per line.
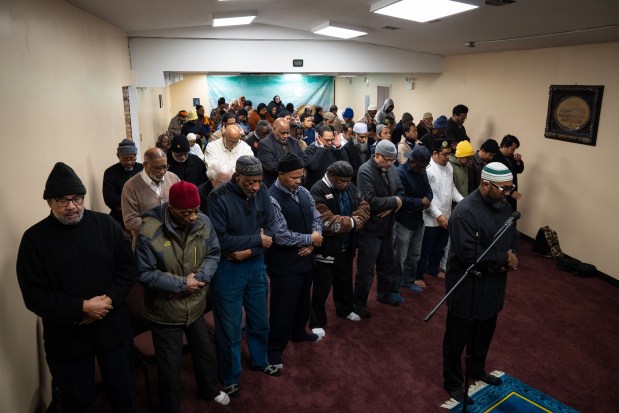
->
[66, 0, 619, 57]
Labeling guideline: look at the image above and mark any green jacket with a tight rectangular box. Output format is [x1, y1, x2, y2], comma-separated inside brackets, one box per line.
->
[136, 204, 220, 325]
[448, 155, 470, 198]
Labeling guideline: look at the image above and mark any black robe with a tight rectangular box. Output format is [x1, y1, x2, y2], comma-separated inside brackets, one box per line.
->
[445, 189, 519, 319]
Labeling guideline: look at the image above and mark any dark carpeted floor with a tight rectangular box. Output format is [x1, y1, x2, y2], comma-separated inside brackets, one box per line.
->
[94, 241, 619, 412]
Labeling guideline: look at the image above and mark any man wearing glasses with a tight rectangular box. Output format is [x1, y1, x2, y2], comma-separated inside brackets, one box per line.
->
[17, 162, 138, 413]
[442, 162, 519, 405]
[204, 124, 253, 172]
[354, 140, 405, 317]
[304, 124, 349, 190]
[257, 118, 307, 187]
[102, 139, 143, 228]
[122, 147, 180, 248]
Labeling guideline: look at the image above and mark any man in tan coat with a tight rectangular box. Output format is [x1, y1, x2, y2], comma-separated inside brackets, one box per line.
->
[121, 147, 180, 247]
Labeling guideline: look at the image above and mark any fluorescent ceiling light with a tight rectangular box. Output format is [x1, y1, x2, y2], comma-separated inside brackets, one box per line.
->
[311, 21, 368, 39]
[371, 0, 478, 23]
[212, 12, 257, 27]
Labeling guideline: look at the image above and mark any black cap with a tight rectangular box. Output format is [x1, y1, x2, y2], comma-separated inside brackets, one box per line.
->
[432, 139, 451, 151]
[171, 134, 190, 153]
[327, 161, 353, 178]
[277, 153, 305, 173]
[43, 162, 87, 199]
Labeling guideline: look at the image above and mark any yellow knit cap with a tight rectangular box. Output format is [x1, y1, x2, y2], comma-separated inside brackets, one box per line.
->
[455, 140, 474, 158]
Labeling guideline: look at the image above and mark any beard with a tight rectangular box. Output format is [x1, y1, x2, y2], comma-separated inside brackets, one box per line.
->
[52, 208, 84, 225]
[483, 191, 505, 210]
[354, 142, 368, 153]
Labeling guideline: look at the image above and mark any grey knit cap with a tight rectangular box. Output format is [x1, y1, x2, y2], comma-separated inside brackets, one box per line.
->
[375, 140, 397, 158]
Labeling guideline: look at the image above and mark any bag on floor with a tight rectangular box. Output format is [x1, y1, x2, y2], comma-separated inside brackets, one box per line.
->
[557, 257, 598, 278]
[532, 226, 564, 258]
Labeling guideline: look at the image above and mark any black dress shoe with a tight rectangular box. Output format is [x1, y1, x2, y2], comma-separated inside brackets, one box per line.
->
[448, 388, 474, 405]
[473, 373, 503, 386]
[354, 308, 372, 318]
[377, 298, 400, 307]
[290, 332, 319, 342]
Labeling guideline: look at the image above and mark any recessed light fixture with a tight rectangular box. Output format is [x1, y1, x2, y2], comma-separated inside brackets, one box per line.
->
[212, 11, 257, 27]
[370, 0, 479, 23]
[311, 21, 368, 39]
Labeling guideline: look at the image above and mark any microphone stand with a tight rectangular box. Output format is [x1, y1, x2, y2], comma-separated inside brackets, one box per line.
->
[425, 219, 516, 411]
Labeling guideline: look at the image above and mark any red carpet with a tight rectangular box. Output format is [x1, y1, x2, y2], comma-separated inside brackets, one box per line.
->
[94, 241, 619, 412]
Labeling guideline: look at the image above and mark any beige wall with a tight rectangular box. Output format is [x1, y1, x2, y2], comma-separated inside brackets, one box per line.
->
[169, 73, 210, 118]
[0, 0, 132, 411]
[2, 2, 616, 410]
[335, 42, 619, 279]
[137, 86, 169, 150]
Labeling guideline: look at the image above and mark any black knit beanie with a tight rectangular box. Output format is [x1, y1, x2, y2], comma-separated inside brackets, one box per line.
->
[43, 162, 86, 199]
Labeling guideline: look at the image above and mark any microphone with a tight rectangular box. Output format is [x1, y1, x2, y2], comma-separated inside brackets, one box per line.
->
[494, 211, 521, 238]
[507, 211, 521, 225]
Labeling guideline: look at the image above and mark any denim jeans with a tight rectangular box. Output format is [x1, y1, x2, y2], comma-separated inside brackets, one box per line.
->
[417, 226, 449, 278]
[393, 221, 425, 292]
[211, 255, 270, 385]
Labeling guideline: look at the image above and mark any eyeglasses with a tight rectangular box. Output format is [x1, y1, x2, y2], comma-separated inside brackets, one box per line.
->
[486, 181, 515, 193]
[151, 164, 169, 172]
[119, 155, 136, 162]
[379, 154, 395, 163]
[54, 195, 85, 207]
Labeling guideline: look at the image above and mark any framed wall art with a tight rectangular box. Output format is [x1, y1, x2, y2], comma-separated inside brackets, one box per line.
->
[544, 85, 604, 146]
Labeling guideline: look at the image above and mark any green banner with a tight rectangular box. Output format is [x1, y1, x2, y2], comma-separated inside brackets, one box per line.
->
[208, 74, 334, 111]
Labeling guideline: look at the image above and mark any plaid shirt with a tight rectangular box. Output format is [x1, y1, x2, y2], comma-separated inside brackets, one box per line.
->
[269, 179, 322, 247]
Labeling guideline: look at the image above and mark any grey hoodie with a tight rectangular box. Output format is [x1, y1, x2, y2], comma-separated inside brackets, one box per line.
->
[376, 98, 395, 124]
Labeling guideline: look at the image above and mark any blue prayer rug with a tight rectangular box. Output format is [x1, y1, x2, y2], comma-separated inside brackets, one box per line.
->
[441, 371, 579, 413]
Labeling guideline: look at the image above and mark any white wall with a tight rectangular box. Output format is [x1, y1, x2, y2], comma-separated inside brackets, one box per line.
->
[0, 0, 132, 411]
[335, 42, 619, 279]
[129, 37, 444, 87]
